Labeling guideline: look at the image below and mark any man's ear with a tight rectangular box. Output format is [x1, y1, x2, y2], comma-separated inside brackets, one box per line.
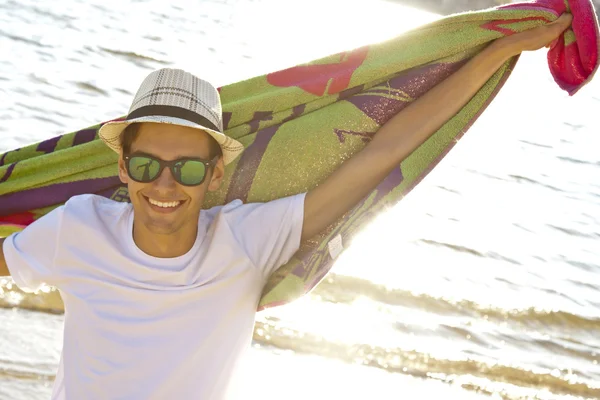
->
[207, 157, 225, 192]
[118, 153, 129, 185]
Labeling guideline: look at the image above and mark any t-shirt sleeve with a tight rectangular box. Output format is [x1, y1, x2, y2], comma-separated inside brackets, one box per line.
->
[227, 193, 306, 278]
[3, 206, 64, 292]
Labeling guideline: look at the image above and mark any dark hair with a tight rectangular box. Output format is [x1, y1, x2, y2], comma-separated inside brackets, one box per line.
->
[120, 123, 223, 159]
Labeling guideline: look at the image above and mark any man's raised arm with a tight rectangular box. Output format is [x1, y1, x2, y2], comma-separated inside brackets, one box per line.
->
[301, 14, 573, 241]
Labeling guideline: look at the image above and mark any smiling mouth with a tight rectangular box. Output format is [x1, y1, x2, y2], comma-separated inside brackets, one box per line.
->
[143, 195, 184, 213]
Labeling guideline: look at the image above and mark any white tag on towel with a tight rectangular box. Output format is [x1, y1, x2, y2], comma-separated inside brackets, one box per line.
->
[328, 234, 343, 260]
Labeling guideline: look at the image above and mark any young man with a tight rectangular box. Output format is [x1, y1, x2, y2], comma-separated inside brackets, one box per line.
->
[0, 15, 572, 400]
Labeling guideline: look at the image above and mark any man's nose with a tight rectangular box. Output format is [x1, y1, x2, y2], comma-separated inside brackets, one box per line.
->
[153, 166, 177, 189]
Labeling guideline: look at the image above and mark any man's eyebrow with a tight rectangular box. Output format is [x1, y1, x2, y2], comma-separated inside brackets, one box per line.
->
[129, 150, 158, 158]
[129, 150, 208, 160]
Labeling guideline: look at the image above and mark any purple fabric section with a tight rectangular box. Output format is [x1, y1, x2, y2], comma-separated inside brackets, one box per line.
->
[347, 61, 466, 125]
[282, 104, 306, 123]
[334, 129, 375, 144]
[225, 125, 280, 203]
[222, 112, 233, 130]
[0, 176, 122, 217]
[96, 184, 129, 201]
[1, 128, 96, 168]
[72, 129, 97, 146]
[0, 149, 19, 166]
[0, 163, 17, 183]
[248, 111, 273, 133]
[36, 136, 61, 155]
[372, 166, 403, 203]
[225, 105, 306, 203]
[338, 84, 365, 100]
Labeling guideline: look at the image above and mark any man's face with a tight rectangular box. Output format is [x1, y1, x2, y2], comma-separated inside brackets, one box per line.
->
[117, 123, 224, 236]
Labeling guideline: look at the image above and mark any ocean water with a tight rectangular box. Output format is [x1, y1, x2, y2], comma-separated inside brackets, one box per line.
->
[1, 0, 600, 399]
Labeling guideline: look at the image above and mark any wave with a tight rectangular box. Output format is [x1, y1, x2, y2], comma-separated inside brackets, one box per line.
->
[419, 239, 522, 265]
[311, 275, 600, 331]
[0, 282, 64, 315]
[508, 174, 564, 193]
[558, 155, 599, 167]
[519, 139, 553, 149]
[565, 259, 600, 273]
[547, 223, 600, 239]
[99, 47, 169, 65]
[0, 31, 50, 49]
[0, 358, 54, 382]
[465, 167, 506, 182]
[74, 81, 108, 96]
[253, 320, 600, 399]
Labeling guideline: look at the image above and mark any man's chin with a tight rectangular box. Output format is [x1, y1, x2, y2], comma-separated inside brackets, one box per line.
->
[143, 219, 183, 235]
[132, 205, 181, 234]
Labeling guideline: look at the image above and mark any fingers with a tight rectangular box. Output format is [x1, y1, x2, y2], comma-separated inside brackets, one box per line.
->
[551, 13, 573, 29]
[543, 13, 572, 48]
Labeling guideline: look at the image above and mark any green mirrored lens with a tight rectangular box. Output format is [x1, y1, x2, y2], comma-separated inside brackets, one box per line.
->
[129, 156, 160, 182]
[176, 160, 206, 185]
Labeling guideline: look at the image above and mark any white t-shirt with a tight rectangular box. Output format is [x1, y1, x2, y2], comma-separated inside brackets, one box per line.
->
[4, 193, 305, 400]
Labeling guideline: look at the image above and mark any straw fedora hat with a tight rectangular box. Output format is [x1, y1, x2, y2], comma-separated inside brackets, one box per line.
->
[99, 68, 244, 165]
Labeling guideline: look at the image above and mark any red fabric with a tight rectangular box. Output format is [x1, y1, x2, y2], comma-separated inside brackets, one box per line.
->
[0, 211, 35, 227]
[502, 0, 599, 95]
[266, 47, 369, 96]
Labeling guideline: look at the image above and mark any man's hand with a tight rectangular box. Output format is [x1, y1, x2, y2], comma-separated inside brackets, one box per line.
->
[0, 238, 8, 277]
[498, 13, 573, 55]
[301, 14, 573, 241]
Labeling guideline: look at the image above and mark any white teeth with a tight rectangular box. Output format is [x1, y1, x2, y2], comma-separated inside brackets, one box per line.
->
[148, 198, 181, 208]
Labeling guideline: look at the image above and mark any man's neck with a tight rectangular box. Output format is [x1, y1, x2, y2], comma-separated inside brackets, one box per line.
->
[132, 223, 198, 258]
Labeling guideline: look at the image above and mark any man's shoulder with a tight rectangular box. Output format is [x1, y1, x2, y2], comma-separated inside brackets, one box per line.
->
[208, 194, 305, 225]
[65, 193, 129, 210]
[200, 198, 244, 223]
[63, 194, 131, 224]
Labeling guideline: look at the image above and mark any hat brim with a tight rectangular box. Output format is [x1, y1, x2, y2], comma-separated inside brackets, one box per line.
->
[98, 116, 244, 165]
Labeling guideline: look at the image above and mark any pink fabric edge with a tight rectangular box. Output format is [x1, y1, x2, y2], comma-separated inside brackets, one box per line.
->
[500, 0, 599, 95]
[568, 0, 600, 95]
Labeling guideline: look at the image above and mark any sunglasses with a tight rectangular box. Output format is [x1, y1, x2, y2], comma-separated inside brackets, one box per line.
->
[124, 152, 218, 186]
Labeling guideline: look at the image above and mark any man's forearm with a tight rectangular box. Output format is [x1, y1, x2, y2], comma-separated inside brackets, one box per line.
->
[369, 39, 515, 162]
[302, 41, 515, 240]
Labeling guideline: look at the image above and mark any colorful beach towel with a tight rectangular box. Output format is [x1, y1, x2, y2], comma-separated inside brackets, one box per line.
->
[1, 0, 598, 310]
